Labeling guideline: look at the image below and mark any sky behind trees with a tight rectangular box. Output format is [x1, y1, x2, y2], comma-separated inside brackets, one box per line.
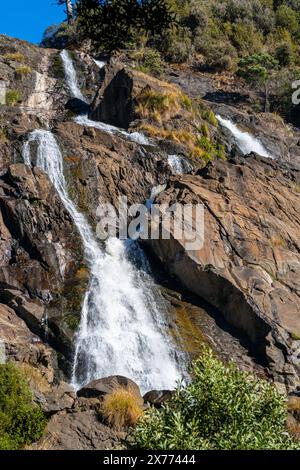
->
[0, 0, 65, 44]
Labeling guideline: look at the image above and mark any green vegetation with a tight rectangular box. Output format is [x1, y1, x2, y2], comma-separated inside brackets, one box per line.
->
[0, 128, 9, 144]
[52, 53, 65, 79]
[132, 48, 164, 76]
[5, 90, 22, 106]
[0, 362, 47, 450]
[131, 348, 298, 450]
[76, 0, 175, 51]
[238, 53, 279, 85]
[50, 0, 300, 124]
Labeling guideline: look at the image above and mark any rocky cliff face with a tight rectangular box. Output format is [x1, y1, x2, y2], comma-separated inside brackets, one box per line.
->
[146, 154, 300, 393]
[1, 34, 300, 448]
[0, 163, 84, 369]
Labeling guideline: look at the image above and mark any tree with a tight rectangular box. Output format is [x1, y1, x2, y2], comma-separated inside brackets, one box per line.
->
[237, 53, 279, 111]
[57, 0, 74, 24]
[75, 0, 176, 51]
[131, 349, 298, 450]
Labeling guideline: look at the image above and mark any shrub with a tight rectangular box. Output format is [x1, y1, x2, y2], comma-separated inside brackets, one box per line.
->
[200, 40, 238, 72]
[275, 42, 294, 67]
[159, 27, 193, 63]
[276, 5, 299, 37]
[5, 90, 22, 106]
[0, 362, 47, 450]
[101, 388, 143, 430]
[133, 48, 164, 76]
[15, 65, 32, 79]
[3, 52, 25, 62]
[237, 53, 279, 85]
[131, 348, 298, 450]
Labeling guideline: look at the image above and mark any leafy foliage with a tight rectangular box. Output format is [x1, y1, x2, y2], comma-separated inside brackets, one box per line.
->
[76, 0, 175, 51]
[237, 53, 279, 85]
[0, 363, 47, 450]
[131, 349, 298, 450]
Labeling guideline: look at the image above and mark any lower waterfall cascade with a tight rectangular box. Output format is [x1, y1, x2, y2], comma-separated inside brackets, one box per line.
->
[22, 129, 184, 393]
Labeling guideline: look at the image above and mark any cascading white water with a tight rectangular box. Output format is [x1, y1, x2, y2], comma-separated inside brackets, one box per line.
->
[216, 115, 272, 159]
[74, 114, 149, 145]
[168, 155, 193, 175]
[60, 49, 87, 102]
[60, 49, 149, 146]
[22, 129, 183, 392]
[94, 59, 106, 69]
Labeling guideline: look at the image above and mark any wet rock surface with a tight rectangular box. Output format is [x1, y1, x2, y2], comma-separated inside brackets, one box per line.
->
[1, 34, 300, 447]
[146, 154, 300, 392]
[0, 163, 84, 365]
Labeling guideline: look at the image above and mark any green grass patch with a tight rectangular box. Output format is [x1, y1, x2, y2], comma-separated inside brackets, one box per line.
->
[6, 89, 22, 106]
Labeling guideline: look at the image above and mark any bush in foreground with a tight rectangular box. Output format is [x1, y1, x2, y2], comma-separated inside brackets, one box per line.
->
[131, 349, 298, 450]
[0, 362, 47, 450]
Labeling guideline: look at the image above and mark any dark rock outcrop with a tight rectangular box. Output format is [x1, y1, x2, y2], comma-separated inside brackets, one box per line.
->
[55, 121, 172, 221]
[143, 390, 174, 408]
[146, 154, 300, 393]
[89, 62, 134, 128]
[0, 163, 85, 363]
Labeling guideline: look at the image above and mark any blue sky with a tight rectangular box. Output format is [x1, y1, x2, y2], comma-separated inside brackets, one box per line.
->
[0, 1, 66, 44]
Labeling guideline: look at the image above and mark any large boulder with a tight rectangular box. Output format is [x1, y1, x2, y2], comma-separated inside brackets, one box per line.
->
[77, 375, 143, 404]
[146, 154, 300, 393]
[31, 409, 121, 450]
[89, 62, 134, 129]
[143, 390, 174, 408]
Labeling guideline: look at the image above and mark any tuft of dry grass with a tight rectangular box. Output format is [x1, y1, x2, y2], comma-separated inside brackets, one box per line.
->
[136, 87, 194, 122]
[101, 388, 143, 431]
[3, 52, 25, 63]
[15, 65, 32, 79]
[17, 363, 51, 394]
[133, 69, 178, 92]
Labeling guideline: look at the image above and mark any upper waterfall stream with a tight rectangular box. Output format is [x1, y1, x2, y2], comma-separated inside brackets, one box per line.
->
[216, 115, 272, 158]
[60, 50, 149, 145]
[22, 51, 185, 393]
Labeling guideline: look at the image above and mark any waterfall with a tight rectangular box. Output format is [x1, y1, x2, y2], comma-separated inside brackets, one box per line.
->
[94, 59, 106, 69]
[74, 114, 149, 145]
[60, 49, 149, 146]
[168, 155, 193, 175]
[216, 115, 272, 159]
[22, 129, 183, 393]
[60, 50, 87, 102]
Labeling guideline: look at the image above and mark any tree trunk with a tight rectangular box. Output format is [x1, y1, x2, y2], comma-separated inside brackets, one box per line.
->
[66, 0, 74, 24]
[264, 82, 269, 113]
